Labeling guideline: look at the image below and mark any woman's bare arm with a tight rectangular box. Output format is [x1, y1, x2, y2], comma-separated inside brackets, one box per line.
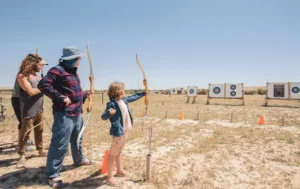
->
[17, 74, 41, 96]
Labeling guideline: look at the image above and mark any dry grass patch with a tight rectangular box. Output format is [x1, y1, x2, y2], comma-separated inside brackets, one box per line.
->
[0, 93, 300, 188]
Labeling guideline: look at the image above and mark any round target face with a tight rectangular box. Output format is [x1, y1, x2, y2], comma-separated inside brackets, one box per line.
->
[230, 85, 236, 90]
[230, 91, 236, 96]
[189, 89, 195, 94]
[213, 87, 221, 94]
[292, 87, 300, 93]
[172, 89, 176, 93]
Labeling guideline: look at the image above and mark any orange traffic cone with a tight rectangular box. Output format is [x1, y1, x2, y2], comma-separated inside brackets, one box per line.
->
[180, 112, 184, 120]
[100, 149, 114, 174]
[258, 116, 264, 125]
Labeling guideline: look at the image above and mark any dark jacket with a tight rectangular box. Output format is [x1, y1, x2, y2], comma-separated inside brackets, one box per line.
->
[38, 63, 88, 116]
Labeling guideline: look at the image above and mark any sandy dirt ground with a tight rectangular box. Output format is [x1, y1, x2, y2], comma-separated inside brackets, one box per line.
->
[0, 93, 299, 189]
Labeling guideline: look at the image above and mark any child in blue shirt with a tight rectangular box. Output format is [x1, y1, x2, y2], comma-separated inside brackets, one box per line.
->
[101, 81, 146, 186]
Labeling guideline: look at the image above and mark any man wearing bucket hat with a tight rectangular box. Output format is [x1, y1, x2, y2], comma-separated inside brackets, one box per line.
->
[38, 46, 93, 188]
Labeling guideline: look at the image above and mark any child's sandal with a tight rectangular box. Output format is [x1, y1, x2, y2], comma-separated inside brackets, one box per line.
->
[105, 178, 120, 187]
[115, 170, 128, 177]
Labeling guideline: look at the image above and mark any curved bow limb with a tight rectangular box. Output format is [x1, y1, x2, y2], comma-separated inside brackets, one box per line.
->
[136, 54, 148, 132]
[23, 116, 51, 141]
[77, 42, 94, 149]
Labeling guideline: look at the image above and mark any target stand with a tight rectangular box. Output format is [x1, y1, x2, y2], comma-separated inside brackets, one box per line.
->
[264, 82, 300, 106]
[186, 97, 197, 104]
[206, 83, 245, 105]
[186, 86, 197, 103]
[0, 104, 6, 122]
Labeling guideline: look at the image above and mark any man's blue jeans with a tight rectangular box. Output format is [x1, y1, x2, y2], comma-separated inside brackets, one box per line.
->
[46, 112, 86, 178]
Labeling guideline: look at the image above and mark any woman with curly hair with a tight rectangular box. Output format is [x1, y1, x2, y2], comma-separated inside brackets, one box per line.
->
[16, 53, 47, 168]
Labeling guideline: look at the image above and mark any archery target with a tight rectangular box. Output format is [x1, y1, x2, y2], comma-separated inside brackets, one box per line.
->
[267, 83, 289, 99]
[226, 83, 243, 98]
[187, 86, 197, 97]
[230, 91, 236, 96]
[170, 88, 177, 95]
[292, 87, 300, 93]
[209, 84, 224, 98]
[230, 85, 236, 90]
[290, 82, 300, 99]
[213, 87, 221, 94]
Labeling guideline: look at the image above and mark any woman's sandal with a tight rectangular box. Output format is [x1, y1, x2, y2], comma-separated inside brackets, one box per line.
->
[16, 159, 26, 169]
[49, 178, 63, 188]
[105, 178, 120, 187]
[38, 150, 47, 157]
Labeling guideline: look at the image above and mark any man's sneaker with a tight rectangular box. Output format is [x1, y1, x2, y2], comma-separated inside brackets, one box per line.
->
[26, 146, 34, 151]
[27, 139, 35, 146]
[15, 146, 35, 152]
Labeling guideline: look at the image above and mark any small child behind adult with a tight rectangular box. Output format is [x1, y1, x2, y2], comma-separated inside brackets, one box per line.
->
[101, 82, 147, 187]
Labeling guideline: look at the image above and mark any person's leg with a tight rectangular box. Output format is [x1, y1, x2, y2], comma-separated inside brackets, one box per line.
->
[106, 153, 119, 186]
[45, 112, 74, 179]
[115, 151, 122, 173]
[186, 97, 190, 103]
[192, 97, 196, 103]
[115, 131, 128, 175]
[11, 97, 22, 129]
[69, 114, 92, 165]
[17, 117, 32, 168]
[106, 133, 127, 186]
[107, 151, 116, 178]
[11, 97, 35, 150]
[105, 136, 121, 186]
[33, 112, 45, 156]
[115, 131, 127, 172]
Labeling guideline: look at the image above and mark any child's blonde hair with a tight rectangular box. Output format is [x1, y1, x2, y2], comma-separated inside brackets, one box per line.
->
[107, 81, 125, 99]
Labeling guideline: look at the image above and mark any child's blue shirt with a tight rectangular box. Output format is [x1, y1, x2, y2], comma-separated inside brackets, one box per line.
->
[101, 92, 146, 136]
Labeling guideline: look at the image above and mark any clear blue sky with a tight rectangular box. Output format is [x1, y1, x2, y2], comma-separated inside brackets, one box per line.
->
[0, 0, 299, 90]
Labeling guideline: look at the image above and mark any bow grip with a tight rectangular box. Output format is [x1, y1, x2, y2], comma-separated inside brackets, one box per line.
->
[143, 79, 148, 105]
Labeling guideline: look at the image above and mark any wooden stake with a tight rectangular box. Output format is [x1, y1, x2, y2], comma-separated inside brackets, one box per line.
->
[288, 82, 291, 101]
[230, 112, 233, 123]
[207, 85, 210, 105]
[146, 154, 151, 182]
[282, 117, 285, 126]
[146, 127, 152, 182]
[264, 97, 268, 106]
[265, 82, 268, 106]
[242, 83, 245, 106]
[224, 83, 227, 99]
[165, 111, 168, 119]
